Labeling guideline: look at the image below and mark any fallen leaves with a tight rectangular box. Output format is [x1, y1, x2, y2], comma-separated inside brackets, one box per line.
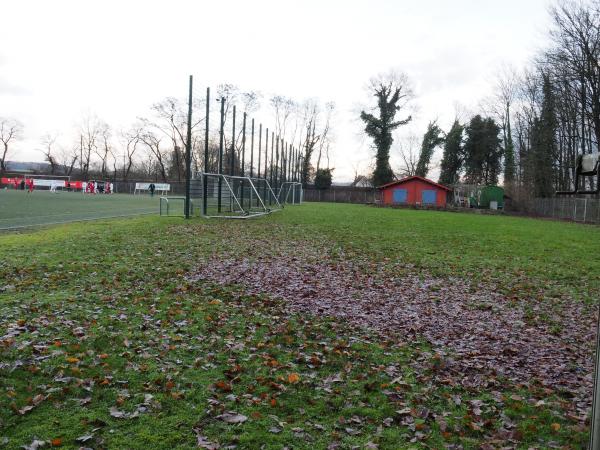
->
[215, 411, 248, 424]
[287, 373, 300, 384]
[190, 246, 596, 421]
[109, 406, 139, 419]
[214, 381, 232, 392]
[22, 439, 47, 450]
[193, 429, 219, 449]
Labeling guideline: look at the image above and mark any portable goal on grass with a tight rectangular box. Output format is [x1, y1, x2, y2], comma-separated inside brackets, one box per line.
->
[159, 196, 189, 217]
[277, 182, 303, 205]
[192, 172, 282, 219]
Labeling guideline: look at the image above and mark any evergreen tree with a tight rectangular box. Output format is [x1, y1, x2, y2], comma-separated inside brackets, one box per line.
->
[360, 76, 412, 186]
[464, 115, 502, 185]
[529, 75, 557, 197]
[415, 121, 445, 178]
[438, 120, 464, 185]
[314, 168, 333, 189]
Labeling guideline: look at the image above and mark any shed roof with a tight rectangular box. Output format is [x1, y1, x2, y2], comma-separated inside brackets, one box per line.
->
[378, 176, 451, 191]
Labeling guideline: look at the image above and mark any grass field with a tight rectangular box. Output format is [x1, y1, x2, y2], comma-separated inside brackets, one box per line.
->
[1, 203, 599, 449]
[0, 190, 159, 230]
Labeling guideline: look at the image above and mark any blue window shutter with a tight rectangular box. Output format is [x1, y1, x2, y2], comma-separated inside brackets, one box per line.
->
[422, 190, 437, 204]
[393, 188, 408, 203]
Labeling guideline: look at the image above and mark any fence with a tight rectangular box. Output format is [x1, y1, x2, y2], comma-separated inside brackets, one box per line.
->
[113, 181, 186, 195]
[303, 187, 381, 203]
[531, 197, 600, 224]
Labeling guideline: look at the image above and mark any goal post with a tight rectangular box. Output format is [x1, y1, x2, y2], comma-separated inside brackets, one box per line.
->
[277, 181, 303, 205]
[193, 172, 281, 219]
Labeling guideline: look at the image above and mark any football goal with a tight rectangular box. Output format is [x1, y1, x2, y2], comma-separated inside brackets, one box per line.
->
[277, 182, 303, 205]
[193, 172, 281, 219]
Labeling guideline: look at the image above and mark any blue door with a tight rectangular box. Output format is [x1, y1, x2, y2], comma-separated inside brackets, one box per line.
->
[393, 188, 408, 203]
[422, 190, 437, 205]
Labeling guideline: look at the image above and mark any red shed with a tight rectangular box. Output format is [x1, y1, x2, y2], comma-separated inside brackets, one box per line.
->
[379, 176, 450, 207]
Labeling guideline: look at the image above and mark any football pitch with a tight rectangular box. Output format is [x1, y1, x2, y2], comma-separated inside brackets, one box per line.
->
[0, 189, 160, 230]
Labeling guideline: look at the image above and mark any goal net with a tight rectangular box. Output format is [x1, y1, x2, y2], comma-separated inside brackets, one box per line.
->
[277, 182, 303, 205]
[192, 173, 281, 219]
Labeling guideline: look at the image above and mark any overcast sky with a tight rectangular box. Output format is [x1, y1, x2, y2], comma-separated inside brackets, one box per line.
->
[1, 0, 553, 181]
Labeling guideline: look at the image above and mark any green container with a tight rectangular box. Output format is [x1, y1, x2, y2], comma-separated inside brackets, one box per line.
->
[479, 186, 504, 209]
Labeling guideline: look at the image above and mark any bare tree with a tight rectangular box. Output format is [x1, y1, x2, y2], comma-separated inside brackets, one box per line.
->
[240, 91, 262, 115]
[138, 121, 168, 182]
[296, 100, 335, 185]
[0, 117, 23, 172]
[39, 133, 60, 174]
[57, 146, 78, 176]
[270, 95, 297, 139]
[120, 125, 143, 181]
[78, 112, 104, 179]
[94, 122, 112, 179]
[491, 65, 519, 185]
[315, 102, 335, 172]
[149, 96, 205, 181]
[396, 133, 420, 177]
[549, 0, 600, 149]
[299, 99, 320, 184]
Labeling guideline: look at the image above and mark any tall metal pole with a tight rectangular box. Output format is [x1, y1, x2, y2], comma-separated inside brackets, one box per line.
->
[264, 128, 269, 204]
[280, 138, 284, 186]
[264, 128, 269, 181]
[241, 112, 247, 176]
[185, 75, 193, 219]
[250, 118, 254, 178]
[288, 145, 294, 182]
[286, 144, 290, 182]
[203, 87, 210, 216]
[288, 144, 292, 181]
[230, 105, 236, 176]
[282, 142, 286, 184]
[293, 147, 297, 182]
[275, 135, 279, 194]
[240, 111, 246, 207]
[217, 97, 225, 213]
[270, 131, 274, 188]
[257, 123, 262, 179]
[285, 142, 289, 182]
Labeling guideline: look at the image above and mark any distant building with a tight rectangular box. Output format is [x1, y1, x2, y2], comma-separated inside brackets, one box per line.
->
[350, 175, 373, 188]
[378, 176, 450, 207]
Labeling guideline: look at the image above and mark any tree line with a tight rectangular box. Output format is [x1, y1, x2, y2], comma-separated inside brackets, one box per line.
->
[0, 86, 334, 186]
[360, 0, 599, 201]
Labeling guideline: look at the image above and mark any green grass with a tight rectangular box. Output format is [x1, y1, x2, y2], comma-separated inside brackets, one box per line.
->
[271, 203, 600, 303]
[0, 190, 160, 230]
[0, 203, 597, 449]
